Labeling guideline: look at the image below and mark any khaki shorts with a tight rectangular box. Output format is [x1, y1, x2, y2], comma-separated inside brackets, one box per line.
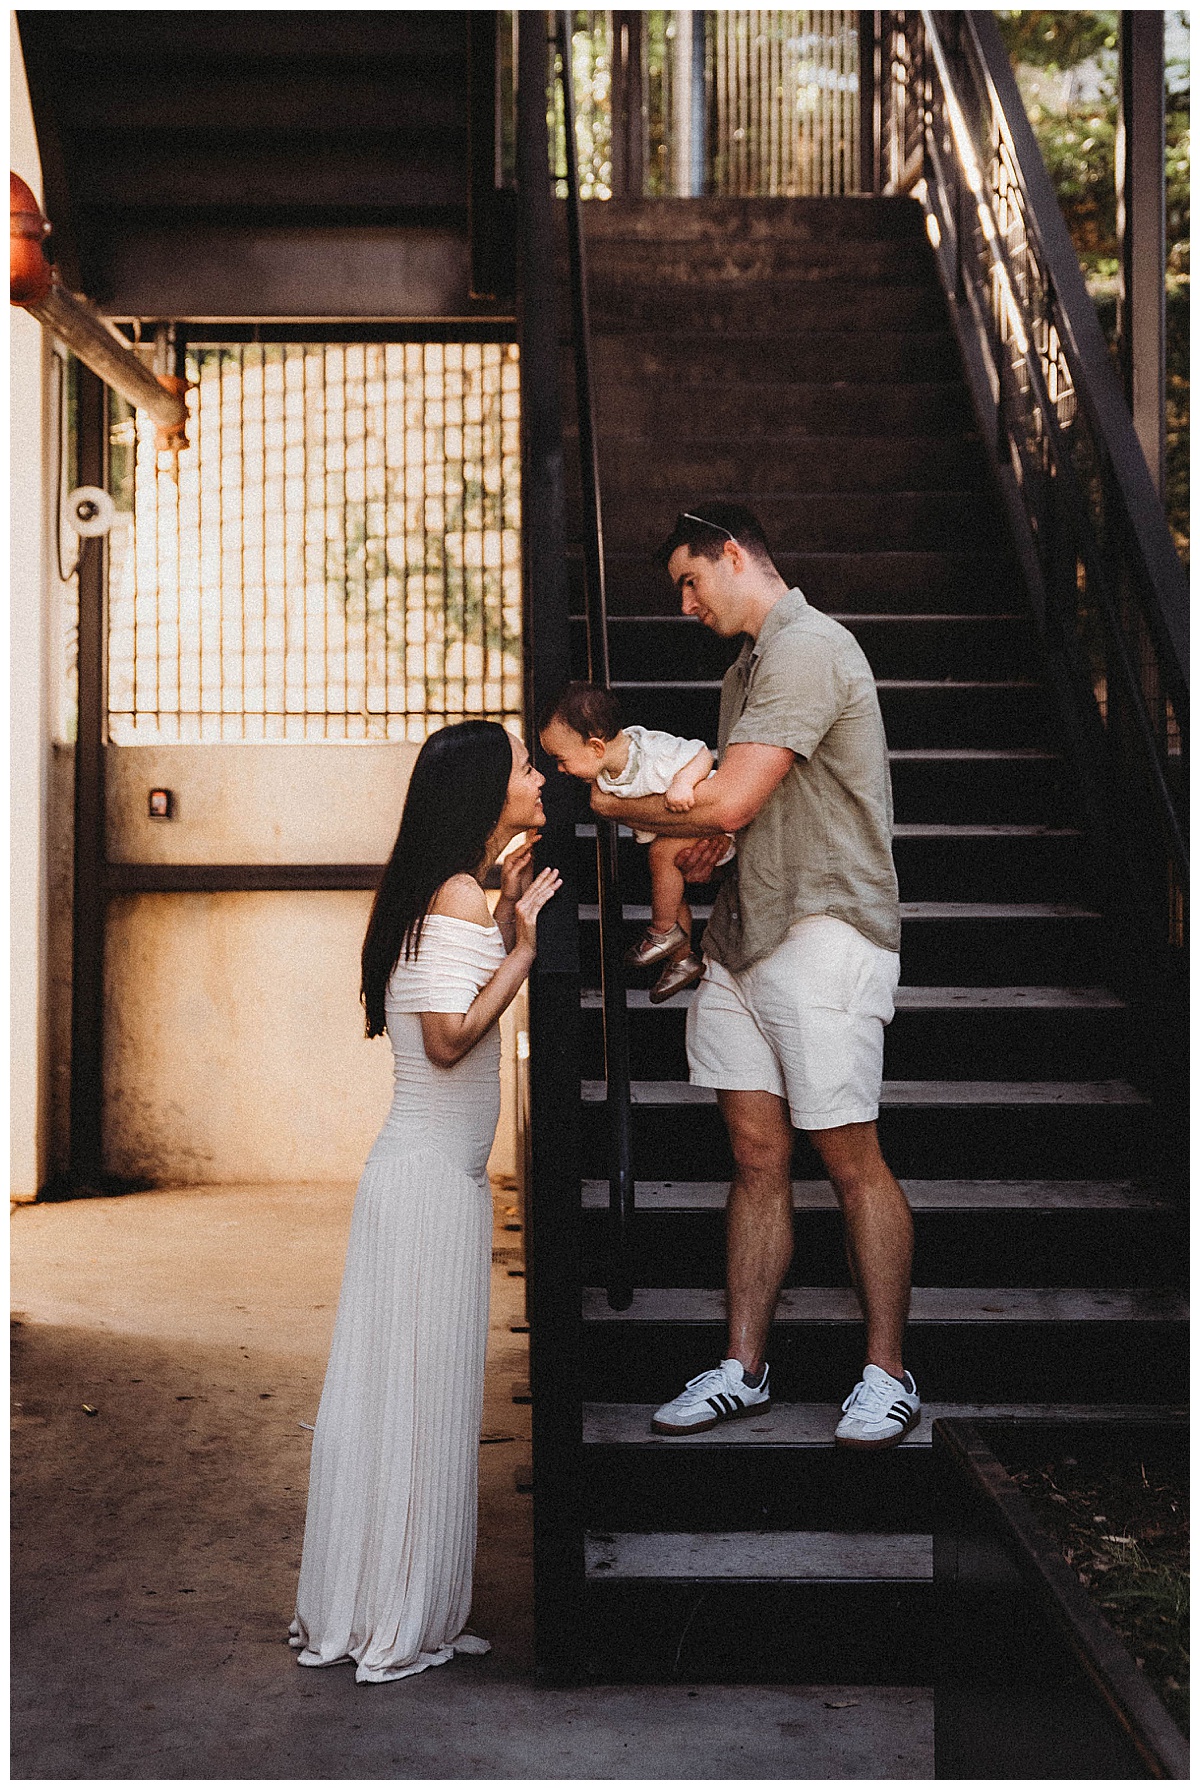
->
[686, 914, 900, 1133]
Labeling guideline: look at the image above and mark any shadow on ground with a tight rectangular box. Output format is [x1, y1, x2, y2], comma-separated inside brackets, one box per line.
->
[11, 1183, 932, 1779]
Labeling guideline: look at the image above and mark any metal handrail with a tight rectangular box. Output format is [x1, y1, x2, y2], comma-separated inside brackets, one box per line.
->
[916, 28, 1187, 872]
[556, 12, 636, 1311]
[880, 9, 1187, 963]
[960, 12, 1188, 695]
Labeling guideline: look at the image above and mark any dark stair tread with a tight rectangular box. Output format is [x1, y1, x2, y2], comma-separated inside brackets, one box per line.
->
[573, 387, 980, 436]
[893, 984, 1120, 1007]
[898, 901, 1100, 918]
[583, 819, 1081, 841]
[581, 1080, 1150, 1108]
[583, 1401, 1184, 1447]
[586, 613, 1033, 635]
[591, 342, 961, 389]
[583, 819, 1088, 837]
[895, 824, 1079, 839]
[593, 613, 1033, 628]
[888, 746, 1057, 760]
[577, 901, 1104, 929]
[586, 550, 1024, 614]
[585, 1530, 932, 1583]
[581, 987, 1125, 1013]
[609, 677, 1043, 692]
[581, 1287, 1187, 1324]
[574, 193, 928, 232]
[580, 1177, 1163, 1211]
[575, 448, 988, 496]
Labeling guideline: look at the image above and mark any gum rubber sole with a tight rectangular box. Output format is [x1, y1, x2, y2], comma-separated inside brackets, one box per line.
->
[651, 1397, 772, 1436]
[833, 1406, 921, 1450]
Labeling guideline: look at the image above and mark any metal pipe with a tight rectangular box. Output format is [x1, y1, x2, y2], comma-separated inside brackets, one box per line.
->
[11, 170, 188, 443]
[25, 284, 189, 438]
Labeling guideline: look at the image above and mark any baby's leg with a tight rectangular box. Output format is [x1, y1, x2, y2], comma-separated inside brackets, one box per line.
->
[647, 834, 698, 942]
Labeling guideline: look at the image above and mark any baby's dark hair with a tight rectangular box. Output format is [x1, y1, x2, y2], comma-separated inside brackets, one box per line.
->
[538, 680, 623, 743]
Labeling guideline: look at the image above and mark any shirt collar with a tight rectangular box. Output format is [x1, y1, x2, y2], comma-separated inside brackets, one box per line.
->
[739, 587, 807, 672]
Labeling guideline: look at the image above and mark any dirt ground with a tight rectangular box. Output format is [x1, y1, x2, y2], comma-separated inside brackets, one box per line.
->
[11, 1181, 932, 1780]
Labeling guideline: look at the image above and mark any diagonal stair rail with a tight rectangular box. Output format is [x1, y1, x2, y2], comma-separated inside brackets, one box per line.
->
[877, 10, 1188, 977]
[556, 11, 637, 1311]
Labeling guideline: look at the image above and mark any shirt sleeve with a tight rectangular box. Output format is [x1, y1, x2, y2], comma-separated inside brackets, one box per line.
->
[725, 629, 844, 762]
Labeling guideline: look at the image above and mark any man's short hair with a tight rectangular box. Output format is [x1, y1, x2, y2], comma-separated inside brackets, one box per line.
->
[537, 679, 623, 742]
[656, 503, 775, 570]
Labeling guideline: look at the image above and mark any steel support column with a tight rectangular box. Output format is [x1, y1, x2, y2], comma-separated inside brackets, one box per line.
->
[671, 11, 708, 196]
[1117, 11, 1166, 496]
[68, 364, 107, 1181]
[516, 8, 586, 1685]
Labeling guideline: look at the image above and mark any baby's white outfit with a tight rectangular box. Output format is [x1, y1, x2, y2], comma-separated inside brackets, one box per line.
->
[595, 725, 735, 864]
[596, 725, 709, 843]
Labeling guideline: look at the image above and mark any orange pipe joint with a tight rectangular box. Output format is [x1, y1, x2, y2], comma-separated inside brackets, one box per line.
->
[10, 170, 52, 305]
[154, 374, 190, 453]
[11, 169, 190, 448]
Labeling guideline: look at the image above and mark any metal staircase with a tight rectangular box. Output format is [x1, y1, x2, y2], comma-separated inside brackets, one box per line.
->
[517, 11, 1187, 1687]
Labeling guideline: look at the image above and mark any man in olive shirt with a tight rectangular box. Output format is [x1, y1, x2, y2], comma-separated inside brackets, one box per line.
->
[590, 504, 919, 1448]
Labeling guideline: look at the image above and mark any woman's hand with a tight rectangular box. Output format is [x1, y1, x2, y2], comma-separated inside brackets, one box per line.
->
[499, 833, 540, 904]
[513, 864, 562, 954]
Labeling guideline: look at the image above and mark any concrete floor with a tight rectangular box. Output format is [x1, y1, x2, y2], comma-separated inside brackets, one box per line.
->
[11, 1182, 932, 1780]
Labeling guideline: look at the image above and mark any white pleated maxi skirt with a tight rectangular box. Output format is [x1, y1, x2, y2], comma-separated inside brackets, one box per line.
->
[290, 917, 504, 1683]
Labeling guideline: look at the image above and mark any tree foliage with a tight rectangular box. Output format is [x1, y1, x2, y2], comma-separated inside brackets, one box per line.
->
[995, 10, 1117, 72]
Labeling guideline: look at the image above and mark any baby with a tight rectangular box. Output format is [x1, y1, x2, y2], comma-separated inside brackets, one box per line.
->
[539, 680, 723, 1003]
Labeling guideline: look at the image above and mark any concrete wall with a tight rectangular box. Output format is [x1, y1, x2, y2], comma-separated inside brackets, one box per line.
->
[106, 744, 421, 865]
[10, 22, 50, 1199]
[11, 15, 527, 1195]
[103, 744, 525, 1187]
[102, 891, 525, 1188]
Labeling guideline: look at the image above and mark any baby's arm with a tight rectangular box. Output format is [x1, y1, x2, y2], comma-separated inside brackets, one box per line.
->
[664, 746, 715, 813]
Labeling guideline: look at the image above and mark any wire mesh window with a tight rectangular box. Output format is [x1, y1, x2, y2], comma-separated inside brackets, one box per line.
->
[107, 341, 523, 743]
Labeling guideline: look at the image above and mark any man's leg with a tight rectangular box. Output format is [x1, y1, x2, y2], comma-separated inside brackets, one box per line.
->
[809, 1119, 913, 1380]
[721, 1087, 795, 1377]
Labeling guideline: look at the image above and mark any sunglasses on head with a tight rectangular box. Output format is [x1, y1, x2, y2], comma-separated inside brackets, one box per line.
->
[681, 511, 738, 544]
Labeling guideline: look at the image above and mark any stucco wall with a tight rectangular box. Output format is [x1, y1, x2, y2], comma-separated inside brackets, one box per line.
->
[102, 744, 525, 1187]
[102, 890, 525, 1188]
[106, 743, 422, 864]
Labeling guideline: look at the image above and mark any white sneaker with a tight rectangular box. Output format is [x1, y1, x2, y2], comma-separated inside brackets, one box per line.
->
[834, 1364, 920, 1449]
[651, 1359, 771, 1435]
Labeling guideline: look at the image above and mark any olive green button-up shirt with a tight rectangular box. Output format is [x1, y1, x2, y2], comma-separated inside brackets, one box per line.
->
[702, 587, 901, 972]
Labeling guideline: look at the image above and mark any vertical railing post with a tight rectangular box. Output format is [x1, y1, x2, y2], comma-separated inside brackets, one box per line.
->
[611, 9, 647, 197]
[557, 10, 637, 1314]
[516, 7, 586, 1685]
[858, 11, 879, 194]
[1117, 11, 1167, 497]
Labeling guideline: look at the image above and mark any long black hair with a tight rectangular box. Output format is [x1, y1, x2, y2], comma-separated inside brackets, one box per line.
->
[361, 720, 512, 1038]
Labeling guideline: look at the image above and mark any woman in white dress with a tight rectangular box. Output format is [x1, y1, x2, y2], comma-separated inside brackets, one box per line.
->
[290, 721, 560, 1684]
